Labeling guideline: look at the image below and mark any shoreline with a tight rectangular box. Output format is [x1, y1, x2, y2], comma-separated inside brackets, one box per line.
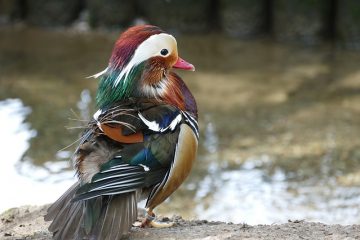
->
[1, 205, 359, 240]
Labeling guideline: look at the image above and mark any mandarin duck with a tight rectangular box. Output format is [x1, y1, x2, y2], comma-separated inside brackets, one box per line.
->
[44, 25, 198, 239]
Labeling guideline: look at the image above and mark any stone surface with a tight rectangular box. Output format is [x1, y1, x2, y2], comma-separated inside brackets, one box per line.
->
[0, 0, 23, 24]
[87, 0, 135, 29]
[336, 0, 360, 49]
[1, 205, 360, 240]
[1, 0, 360, 51]
[26, 0, 82, 27]
[220, 0, 267, 38]
[137, 0, 212, 33]
[272, 0, 331, 45]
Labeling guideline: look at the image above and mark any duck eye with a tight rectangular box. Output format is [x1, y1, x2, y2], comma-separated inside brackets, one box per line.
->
[160, 49, 169, 56]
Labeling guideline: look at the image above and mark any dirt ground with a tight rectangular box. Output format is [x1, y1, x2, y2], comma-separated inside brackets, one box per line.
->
[1, 205, 359, 240]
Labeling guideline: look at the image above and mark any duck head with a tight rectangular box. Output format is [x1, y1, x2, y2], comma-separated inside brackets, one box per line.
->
[94, 25, 195, 108]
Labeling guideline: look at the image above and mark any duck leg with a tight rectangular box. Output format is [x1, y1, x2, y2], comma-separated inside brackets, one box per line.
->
[141, 208, 174, 228]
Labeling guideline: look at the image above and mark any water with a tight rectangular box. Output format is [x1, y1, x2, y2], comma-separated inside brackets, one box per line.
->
[1, 28, 360, 225]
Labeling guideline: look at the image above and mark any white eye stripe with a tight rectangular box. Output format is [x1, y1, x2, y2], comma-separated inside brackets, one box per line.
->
[114, 33, 177, 87]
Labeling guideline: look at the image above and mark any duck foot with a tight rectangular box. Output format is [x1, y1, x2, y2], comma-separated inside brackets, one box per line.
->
[145, 219, 174, 228]
[135, 209, 174, 228]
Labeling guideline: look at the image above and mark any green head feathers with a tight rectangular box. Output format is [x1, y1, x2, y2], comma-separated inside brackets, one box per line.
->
[96, 63, 145, 108]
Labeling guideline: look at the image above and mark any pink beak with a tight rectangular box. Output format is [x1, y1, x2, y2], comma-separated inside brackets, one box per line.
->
[173, 57, 195, 71]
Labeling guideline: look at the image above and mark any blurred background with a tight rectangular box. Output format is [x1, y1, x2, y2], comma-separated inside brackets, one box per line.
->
[1, 0, 360, 225]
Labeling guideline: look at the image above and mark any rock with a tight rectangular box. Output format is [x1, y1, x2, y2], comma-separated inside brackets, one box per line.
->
[336, 0, 360, 49]
[87, 0, 136, 29]
[1, 205, 360, 239]
[136, 0, 212, 33]
[26, 0, 83, 27]
[0, 205, 51, 240]
[220, 0, 267, 38]
[272, 0, 331, 45]
[0, 0, 24, 25]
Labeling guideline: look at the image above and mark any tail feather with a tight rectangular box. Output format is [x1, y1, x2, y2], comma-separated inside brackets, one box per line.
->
[45, 182, 80, 222]
[90, 193, 137, 239]
[45, 183, 85, 239]
[45, 183, 138, 239]
[56, 201, 84, 240]
[48, 201, 83, 236]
